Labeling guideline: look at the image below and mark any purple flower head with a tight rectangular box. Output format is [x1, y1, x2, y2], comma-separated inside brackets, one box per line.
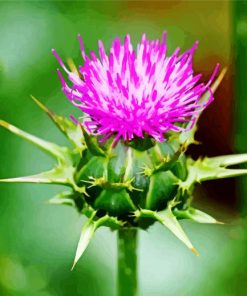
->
[53, 33, 219, 142]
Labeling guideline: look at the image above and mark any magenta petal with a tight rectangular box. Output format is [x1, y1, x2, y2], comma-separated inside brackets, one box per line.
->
[53, 33, 219, 142]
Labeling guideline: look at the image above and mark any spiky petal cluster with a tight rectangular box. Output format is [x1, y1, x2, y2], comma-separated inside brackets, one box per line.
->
[53, 33, 219, 142]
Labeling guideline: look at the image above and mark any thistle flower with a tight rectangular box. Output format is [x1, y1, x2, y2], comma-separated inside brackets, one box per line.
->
[52, 33, 219, 143]
[1, 33, 247, 288]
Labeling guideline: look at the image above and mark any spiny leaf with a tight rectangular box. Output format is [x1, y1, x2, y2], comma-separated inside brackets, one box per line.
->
[0, 165, 75, 186]
[204, 153, 247, 167]
[174, 207, 223, 224]
[72, 216, 97, 270]
[71, 213, 122, 269]
[98, 215, 125, 229]
[155, 208, 198, 255]
[31, 96, 84, 152]
[213, 168, 247, 180]
[49, 191, 75, 207]
[136, 205, 198, 255]
[0, 120, 69, 162]
[179, 157, 247, 192]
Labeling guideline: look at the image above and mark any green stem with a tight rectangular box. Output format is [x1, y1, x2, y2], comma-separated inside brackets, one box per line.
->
[117, 228, 138, 296]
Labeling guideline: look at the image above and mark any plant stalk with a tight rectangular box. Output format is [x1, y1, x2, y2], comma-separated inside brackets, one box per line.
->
[117, 228, 138, 296]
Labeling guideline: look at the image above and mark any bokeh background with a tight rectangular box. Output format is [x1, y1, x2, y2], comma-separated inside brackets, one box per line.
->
[0, 1, 247, 295]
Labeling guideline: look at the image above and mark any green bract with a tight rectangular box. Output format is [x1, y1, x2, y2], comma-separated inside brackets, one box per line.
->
[1, 72, 247, 267]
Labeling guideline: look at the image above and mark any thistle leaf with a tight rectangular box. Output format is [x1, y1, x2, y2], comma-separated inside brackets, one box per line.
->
[31, 96, 84, 151]
[72, 217, 97, 270]
[137, 206, 198, 255]
[49, 191, 75, 207]
[71, 213, 125, 269]
[179, 157, 247, 192]
[0, 120, 69, 162]
[174, 207, 222, 224]
[0, 166, 75, 186]
[213, 168, 247, 180]
[155, 207, 199, 255]
[98, 215, 125, 229]
[204, 153, 247, 167]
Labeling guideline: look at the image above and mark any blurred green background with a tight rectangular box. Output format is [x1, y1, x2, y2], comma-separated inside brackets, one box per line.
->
[0, 1, 247, 295]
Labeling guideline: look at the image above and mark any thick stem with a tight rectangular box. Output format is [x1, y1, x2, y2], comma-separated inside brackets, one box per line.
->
[117, 228, 138, 296]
